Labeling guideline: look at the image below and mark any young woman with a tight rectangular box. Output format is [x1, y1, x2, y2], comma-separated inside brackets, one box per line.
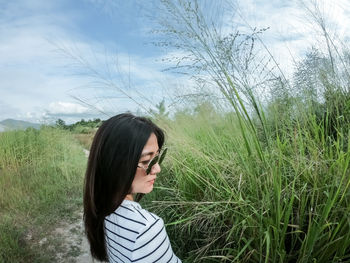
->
[83, 113, 181, 263]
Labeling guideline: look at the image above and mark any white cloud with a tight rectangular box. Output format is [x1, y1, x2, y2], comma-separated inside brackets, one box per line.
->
[3, 0, 349, 124]
[223, 0, 350, 79]
[47, 101, 89, 115]
[0, 0, 175, 122]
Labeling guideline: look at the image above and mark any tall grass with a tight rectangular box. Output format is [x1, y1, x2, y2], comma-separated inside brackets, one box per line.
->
[141, 103, 350, 262]
[0, 127, 86, 262]
[138, 1, 350, 261]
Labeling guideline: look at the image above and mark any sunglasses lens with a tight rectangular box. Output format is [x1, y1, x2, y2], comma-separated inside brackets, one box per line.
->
[146, 154, 159, 174]
[158, 148, 167, 165]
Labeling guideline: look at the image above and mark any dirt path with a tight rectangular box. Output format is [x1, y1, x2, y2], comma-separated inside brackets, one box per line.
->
[52, 211, 93, 263]
[51, 148, 93, 262]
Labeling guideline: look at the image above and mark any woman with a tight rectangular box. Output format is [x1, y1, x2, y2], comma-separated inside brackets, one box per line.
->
[83, 113, 181, 263]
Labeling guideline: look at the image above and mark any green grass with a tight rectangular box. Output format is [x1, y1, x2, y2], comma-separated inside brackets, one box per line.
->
[0, 127, 86, 262]
[1, 109, 348, 262]
[142, 107, 350, 263]
[140, 3, 350, 260]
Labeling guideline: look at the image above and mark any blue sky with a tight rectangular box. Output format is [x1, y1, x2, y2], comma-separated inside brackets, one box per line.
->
[1, 0, 349, 124]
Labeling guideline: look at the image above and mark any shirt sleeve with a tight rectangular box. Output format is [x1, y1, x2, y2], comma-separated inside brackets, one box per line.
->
[130, 217, 182, 263]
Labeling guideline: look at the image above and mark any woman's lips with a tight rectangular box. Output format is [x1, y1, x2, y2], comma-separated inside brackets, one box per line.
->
[149, 179, 155, 184]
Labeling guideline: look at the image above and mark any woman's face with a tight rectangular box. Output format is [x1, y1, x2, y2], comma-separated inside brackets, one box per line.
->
[130, 133, 161, 194]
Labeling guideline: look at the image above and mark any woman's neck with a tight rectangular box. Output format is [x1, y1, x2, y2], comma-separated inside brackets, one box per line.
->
[125, 194, 134, 201]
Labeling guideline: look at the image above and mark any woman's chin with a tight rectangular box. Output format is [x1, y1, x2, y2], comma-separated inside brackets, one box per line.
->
[145, 184, 154, 193]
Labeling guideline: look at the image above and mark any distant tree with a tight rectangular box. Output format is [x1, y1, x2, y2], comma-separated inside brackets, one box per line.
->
[64, 118, 103, 133]
[150, 99, 169, 119]
[55, 119, 66, 129]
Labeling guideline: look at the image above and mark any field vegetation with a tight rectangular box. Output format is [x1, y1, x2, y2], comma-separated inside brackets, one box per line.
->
[0, 127, 86, 262]
[140, 1, 350, 262]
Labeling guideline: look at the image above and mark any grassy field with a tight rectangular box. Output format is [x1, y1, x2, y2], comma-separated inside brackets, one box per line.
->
[0, 127, 86, 262]
[142, 104, 350, 262]
[1, 105, 349, 262]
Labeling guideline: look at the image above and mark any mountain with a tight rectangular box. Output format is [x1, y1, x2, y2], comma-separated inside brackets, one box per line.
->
[0, 119, 41, 131]
[0, 124, 6, 132]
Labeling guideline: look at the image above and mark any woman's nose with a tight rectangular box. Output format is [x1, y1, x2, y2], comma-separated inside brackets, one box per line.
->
[150, 162, 161, 174]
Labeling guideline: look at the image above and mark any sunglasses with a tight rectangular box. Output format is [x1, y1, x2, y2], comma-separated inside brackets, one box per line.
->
[137, 148, 168, 174]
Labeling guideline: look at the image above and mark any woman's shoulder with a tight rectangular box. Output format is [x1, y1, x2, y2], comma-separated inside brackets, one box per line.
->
[121, 200, 161, 222]
[105, 200, 163, 234]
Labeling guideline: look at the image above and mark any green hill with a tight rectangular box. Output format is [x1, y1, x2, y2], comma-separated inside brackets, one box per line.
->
[0, 119, 41, 131]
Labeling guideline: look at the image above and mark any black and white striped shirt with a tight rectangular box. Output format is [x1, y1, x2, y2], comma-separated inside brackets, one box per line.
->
[104, 199, 182, 263]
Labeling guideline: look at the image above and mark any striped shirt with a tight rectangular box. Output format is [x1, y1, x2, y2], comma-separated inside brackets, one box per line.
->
[104, 199, 182, 263]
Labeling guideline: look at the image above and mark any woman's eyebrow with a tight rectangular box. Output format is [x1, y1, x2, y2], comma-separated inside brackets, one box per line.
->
[140, 152, 153, 158]
[140, 149, 159, 157]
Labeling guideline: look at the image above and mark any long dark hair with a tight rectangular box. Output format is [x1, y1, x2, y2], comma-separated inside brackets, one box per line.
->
[83, 113, 164, 261]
